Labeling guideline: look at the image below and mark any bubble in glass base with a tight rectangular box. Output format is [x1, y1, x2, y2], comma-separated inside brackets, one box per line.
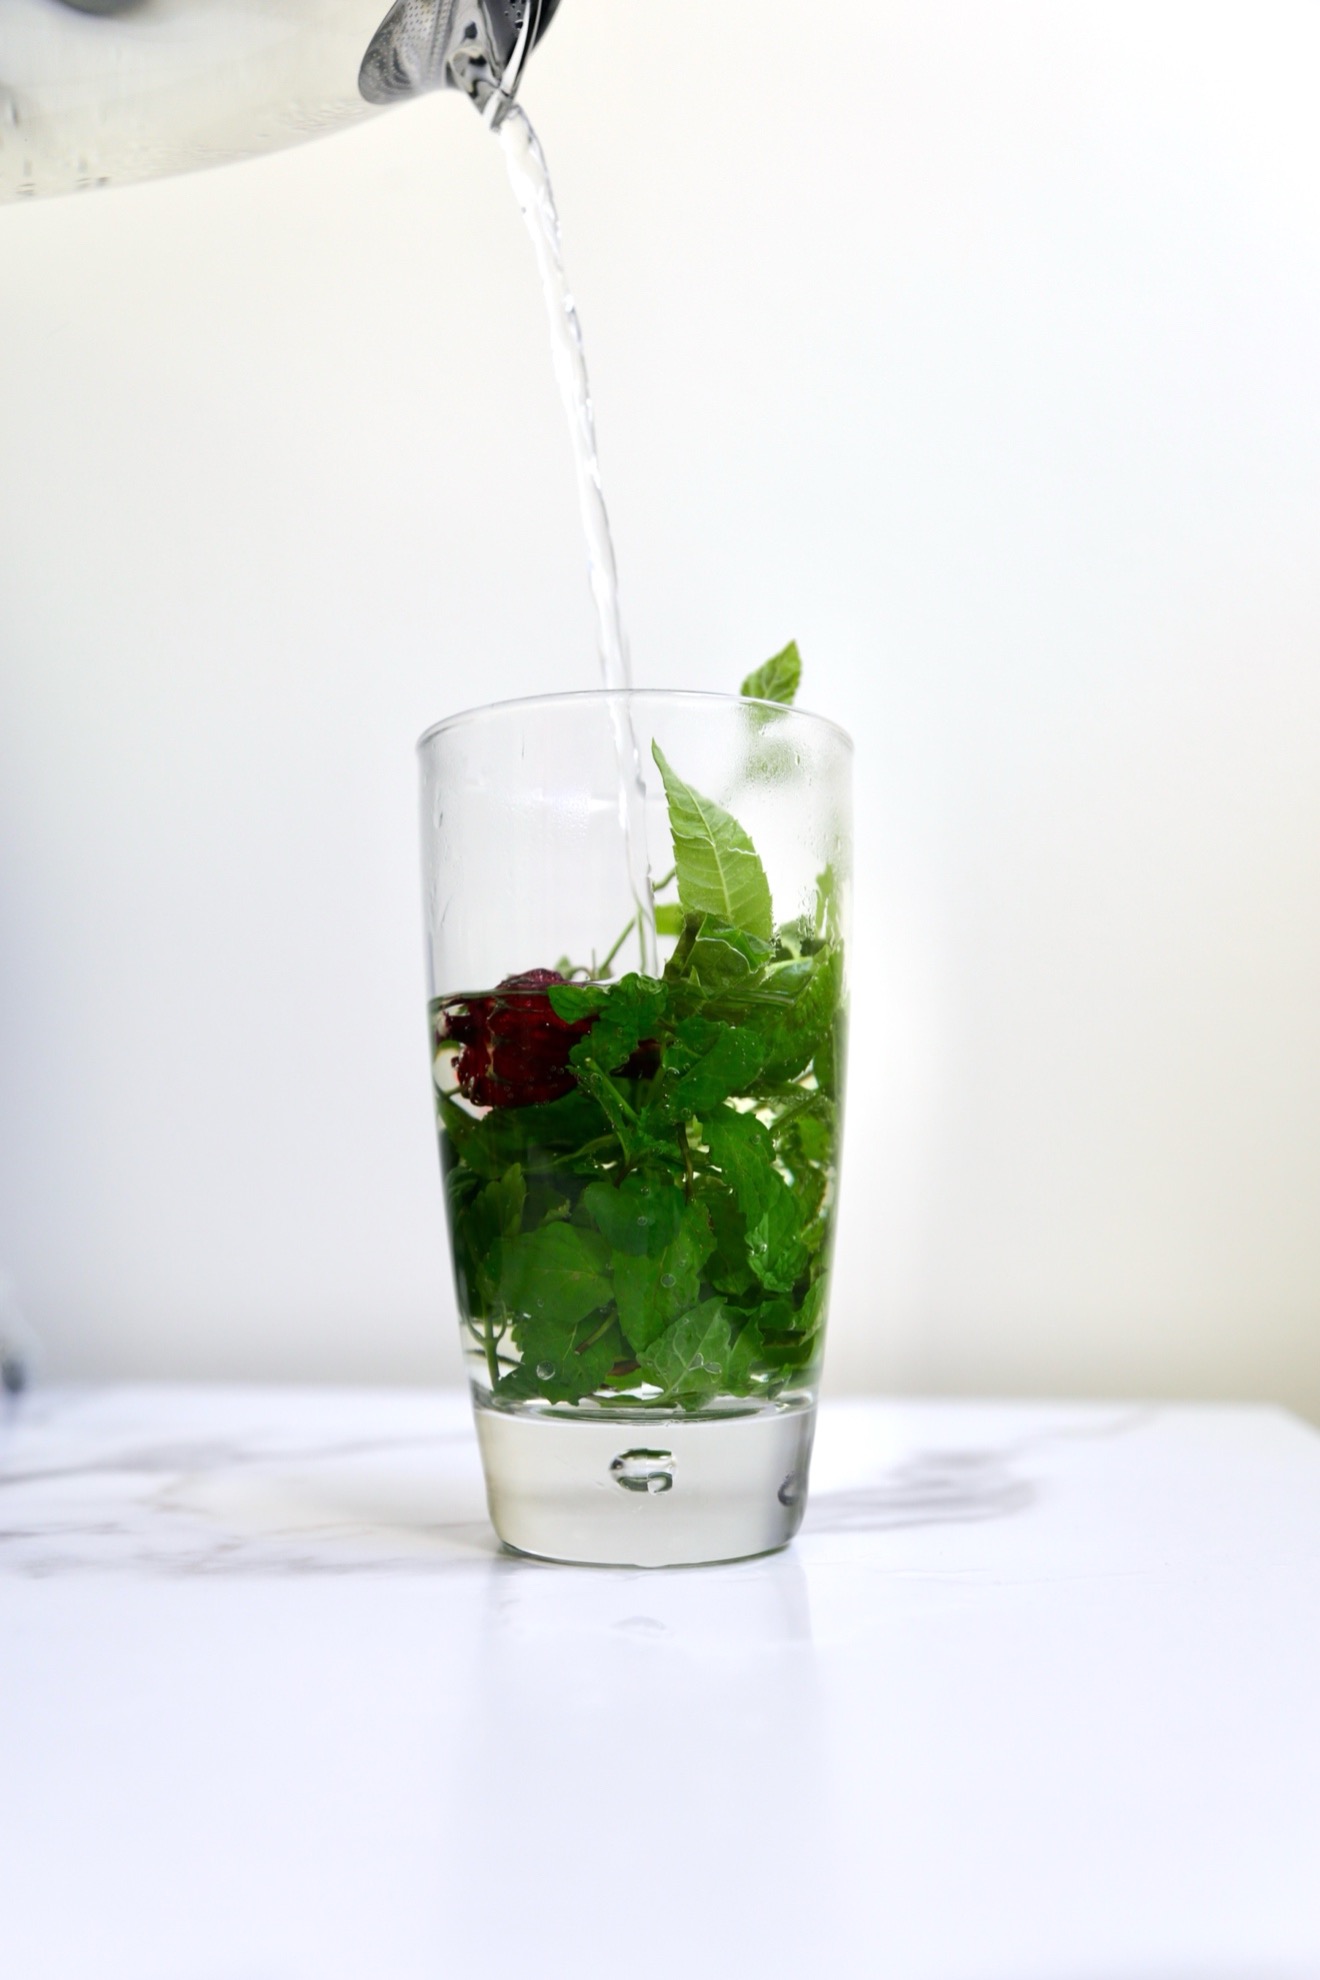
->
[473, 1401, 817, 1567]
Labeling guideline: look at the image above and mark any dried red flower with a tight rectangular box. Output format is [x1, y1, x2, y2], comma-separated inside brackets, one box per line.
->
[440, 969, 593, 1111]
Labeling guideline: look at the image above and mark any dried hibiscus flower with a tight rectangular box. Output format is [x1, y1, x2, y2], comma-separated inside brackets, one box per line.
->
[439, 969, 593, 1110]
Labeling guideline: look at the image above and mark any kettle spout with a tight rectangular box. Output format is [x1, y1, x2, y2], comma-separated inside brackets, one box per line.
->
[359, 0, 561, 115]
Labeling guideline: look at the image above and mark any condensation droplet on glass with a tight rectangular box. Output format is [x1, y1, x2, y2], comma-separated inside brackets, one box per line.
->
[660, 1273, 676, 1289]
[778, 1471, 804, 1507]
[536, 1361, 557, 1381]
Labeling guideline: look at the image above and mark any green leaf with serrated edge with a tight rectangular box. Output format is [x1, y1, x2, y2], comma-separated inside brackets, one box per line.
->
[547, 982, 609, 1024]
[569, 973, 667, 1077]
[754, 944, 842, 1085]
[755, 1278, 829, 1375]
[522, 1178, 573, 1230]
[703, 1108, 809, 1293]
[653, 903, 686, 937]
[695, 1177, 757, 1297]
[498, 1222, 611, 1330]
[449, 1164, 525, 1317]
[583, 1171, 682, 1259]
[571, 1061, 675, 1171]
[784, 1105, 834, 1166]
[743, 1202, 809, 1293]
[740, 641, 802, 706]
[651, 742, 773, 942]
[439, 1087, 610, 1181]
[723, 1317, 768, 1396]
[651, 1015, 767, 1123]
[436, 1091, 503, 1180]
[688, 918, 774, 993]
[497, 1315, 627, 1405]
[613, 1199, 716, 1353]
[638, 1299, 733, 1402]
[700, 1106, 775, 1209]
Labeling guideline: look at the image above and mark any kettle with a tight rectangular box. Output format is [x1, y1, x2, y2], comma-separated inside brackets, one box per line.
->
[0, 0, 562, 202]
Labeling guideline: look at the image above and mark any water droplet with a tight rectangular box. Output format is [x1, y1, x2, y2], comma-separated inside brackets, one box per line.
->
[660, 1273, 676, 1289]
[536, 1361, 557, 1380]
[778, 1471, 804, 1508]
[610, 1449, 676, 1495]
[636, 1215, 649, 1227]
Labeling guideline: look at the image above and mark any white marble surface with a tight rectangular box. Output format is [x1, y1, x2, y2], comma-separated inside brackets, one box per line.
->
[2, 1387, 1319, 1979]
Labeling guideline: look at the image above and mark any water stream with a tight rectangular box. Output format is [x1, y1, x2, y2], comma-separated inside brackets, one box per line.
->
[496, 103, 659, 978]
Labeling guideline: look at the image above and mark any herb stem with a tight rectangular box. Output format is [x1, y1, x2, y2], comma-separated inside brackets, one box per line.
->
[667, 913, 700, 979]
[677, 1124, 695, 1200]
[597, 915, 636, 979]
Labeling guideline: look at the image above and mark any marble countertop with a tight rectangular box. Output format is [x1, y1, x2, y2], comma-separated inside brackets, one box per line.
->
[2, 1386, 1319, 1979]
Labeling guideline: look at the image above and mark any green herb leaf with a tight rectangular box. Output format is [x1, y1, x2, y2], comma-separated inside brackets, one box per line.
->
[439, 1086, 611, 1180]
[722, 1317, 764, 1394]
[547, 982, 609, 1024]
[583, 1170, 682, 1258]
[651, 742, 773, 942]
[754, 944, 842, 1085]
[497, 1314, 627, 1405]
[703, 1109, 809, 1293]
[653, 903, 687, 937]
[448, 1163, 525, 1316]
[613, 1198, 716, 1352]
[740, 640, 802, 706]
[696, 1176, 758, 1296]
[687, 917, 774, 993]
[638, 1298, 733, 1402]
[499, 1222, 612, 1329]
[569, 973, 667, 1076]
[651, 1014, 768, 1123]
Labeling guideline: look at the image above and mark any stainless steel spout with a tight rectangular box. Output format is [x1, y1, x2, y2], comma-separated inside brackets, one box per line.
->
[358, 0, 562, 115]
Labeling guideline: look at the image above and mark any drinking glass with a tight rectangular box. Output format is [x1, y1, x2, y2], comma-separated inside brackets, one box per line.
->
[418, 689, 852, 1565]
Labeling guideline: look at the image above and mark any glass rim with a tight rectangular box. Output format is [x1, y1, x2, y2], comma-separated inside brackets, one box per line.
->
[416, 687, 854, 755]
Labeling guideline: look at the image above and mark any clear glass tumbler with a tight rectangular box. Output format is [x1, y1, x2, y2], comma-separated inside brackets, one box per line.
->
[418, 690, 852, 1565]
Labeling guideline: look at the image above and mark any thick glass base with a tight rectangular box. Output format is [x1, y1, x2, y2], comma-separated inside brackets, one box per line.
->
[474, 1400, 817, 1567]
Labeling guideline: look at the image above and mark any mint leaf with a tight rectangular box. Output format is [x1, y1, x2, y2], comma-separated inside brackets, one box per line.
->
[570, 972, 666, 1077]
[547, 982, 609, 1024]
[756, 1276, 829, 1374]
[499, 1222, 611, 1329]
[638, 1299, 733, 1402]
[583, 1170, 682, 1258]
[740, 641, 802, 706]
[687, 917, 774, 993]
[498, 1313, 626, 1405]
[696, 1176, 757, 1296]
[651, 1014, 767, 1124]
[703, 1109, 809, 1293]
[613, 1198, 716, 1352]
[651, 742, 773, 943]
[653, 903, 686, 937]
[754, 944, 842, 1085]
[448, 1163, 525, 1316]
[439, 1087, 610, 1180]
[723, 1316, 767, 1394]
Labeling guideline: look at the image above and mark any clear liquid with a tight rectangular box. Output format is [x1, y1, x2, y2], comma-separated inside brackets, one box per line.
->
[496, 104, 658, 978]
[475, 1400, 817, 1566]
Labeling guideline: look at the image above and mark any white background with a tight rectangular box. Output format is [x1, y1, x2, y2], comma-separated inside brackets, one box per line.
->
[1, 0, 1318, 1414]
